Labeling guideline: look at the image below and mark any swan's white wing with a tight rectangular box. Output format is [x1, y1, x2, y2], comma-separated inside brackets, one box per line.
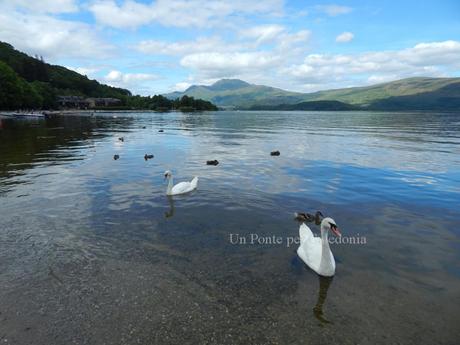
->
[171, 178, 198, 195]
[299, 223, 314, 243]
[171, 181, 192, 194]
[297, 223, 322, 273]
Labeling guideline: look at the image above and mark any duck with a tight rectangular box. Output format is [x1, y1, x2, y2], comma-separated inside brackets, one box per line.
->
[113, 154, 120, 160]
[206, 160, 219, 166]
[270, 150, 280, 156]
[158, 129, 164, 133]
[118, 137, 124, 142]
[294, 211, 323, 224]
[144, 154, 154, 160]
[164, 170, 198, 196]
[297, 217, 341, 277]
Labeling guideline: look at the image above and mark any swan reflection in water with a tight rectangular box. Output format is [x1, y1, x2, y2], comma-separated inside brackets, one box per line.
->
[313, 275, 334, 325]
[164, 196, 175, 218]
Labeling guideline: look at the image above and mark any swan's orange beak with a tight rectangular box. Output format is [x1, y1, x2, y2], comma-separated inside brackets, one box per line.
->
[331, 225, 341, 237]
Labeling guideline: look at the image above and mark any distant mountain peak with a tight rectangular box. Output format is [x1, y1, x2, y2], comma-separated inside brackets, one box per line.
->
[208, 79, 251, 91]
[184, 84, 200, 92]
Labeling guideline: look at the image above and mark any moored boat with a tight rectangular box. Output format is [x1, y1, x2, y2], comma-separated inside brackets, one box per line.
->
[0, 112, 46, 118]
[12, 112, 46, 118]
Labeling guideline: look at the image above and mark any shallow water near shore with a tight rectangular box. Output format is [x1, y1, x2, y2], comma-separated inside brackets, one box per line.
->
[1, 111, 459, 344]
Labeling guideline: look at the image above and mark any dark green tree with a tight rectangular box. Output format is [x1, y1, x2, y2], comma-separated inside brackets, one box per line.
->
[0, 61, 23, 109]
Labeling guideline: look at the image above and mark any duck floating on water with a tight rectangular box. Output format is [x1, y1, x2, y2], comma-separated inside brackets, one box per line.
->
[118, 137, 124, 142]
[158, 129, 164, 133]
[270, 150, 280, 156]
[113, 154, 120, 160]
[297, 217, 341, 277]
[144, 154, 154, 160]
[206, 160, 219, 166]
[294, 211, 323, 225]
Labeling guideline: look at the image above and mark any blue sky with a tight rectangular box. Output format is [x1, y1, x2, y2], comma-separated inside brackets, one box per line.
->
[1, 0, 459, 95]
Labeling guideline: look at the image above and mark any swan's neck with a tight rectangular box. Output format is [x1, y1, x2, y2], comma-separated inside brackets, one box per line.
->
[319, 228, 333, 267]
[166, 176, 174, 195]
[321, 229, 330, 250]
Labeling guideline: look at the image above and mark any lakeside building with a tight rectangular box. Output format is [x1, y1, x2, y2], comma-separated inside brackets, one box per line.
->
[57, 96, 122, 109]
[86, 98, 122, 108]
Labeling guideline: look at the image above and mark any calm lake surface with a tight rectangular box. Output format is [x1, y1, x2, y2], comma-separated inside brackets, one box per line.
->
[1, 111, 459, 345]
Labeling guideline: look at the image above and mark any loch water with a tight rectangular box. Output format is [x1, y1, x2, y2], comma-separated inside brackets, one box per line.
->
[0, 111, 459, 344]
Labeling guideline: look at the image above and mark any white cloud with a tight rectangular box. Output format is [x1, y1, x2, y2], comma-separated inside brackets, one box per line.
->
[174, 82, 192, 91]
[67, 66, 100, 76]
[282, 40, 460, 90]
[89, 0, 284, 29]
[0, 10, 113, 60]
[241, 25, 311, 49]
[336, 31, 354, 43]
[233, 25, 311, 53]
[144, 24, 310, 89]
[104, 70, 161, 95]
[3, 0, 78, 13]
[103, 70, 160, 93]
[89, 0, 152, 29]
[316, 4, 352, 16]
[138, 25, 311, 91]
[139, 27, 310, 58]
[180, 52, 280, 78]
[403, 41, 460, 66]
[138, 36, 234, 55]
[242, 25, 286, 45]
[277, 30, 311, 50]
[105, 70, 159, 83]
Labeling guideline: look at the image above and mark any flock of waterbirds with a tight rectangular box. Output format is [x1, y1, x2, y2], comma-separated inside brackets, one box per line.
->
[112, 133, 282, 166]
[111, 131, 341, 276]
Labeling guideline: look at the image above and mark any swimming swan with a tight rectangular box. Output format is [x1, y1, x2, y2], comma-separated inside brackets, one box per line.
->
[297, 217, 341, 277]
[164, 170, 198, 196]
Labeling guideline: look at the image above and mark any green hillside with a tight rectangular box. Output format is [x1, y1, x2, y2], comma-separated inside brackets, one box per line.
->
[0, 41, 131, 109]
[249, 100, 358, 111]
[0, 41, 217, 111]
[367, 83, 460, 110]
[165, 77, 460, 110]
[302, 77, 460, 107]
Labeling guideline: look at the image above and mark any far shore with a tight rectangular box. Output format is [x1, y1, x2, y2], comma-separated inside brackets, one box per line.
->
[0, 109, 219, 117]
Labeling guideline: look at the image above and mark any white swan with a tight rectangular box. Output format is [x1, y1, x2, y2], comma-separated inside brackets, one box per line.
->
[297, 217, 341, 277]
[164, 170, 198, 196]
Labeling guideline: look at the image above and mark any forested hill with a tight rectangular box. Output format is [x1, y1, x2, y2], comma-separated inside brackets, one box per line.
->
[0, 41, 217, 111]
[0, 41, 131, 109]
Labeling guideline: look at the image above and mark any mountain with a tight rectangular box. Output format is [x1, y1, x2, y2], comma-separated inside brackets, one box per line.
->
[165, 78, 308, 108]
[249, 100, 358, 111]
[301, 77, 460, 109]
[164, 77, 460, 110]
